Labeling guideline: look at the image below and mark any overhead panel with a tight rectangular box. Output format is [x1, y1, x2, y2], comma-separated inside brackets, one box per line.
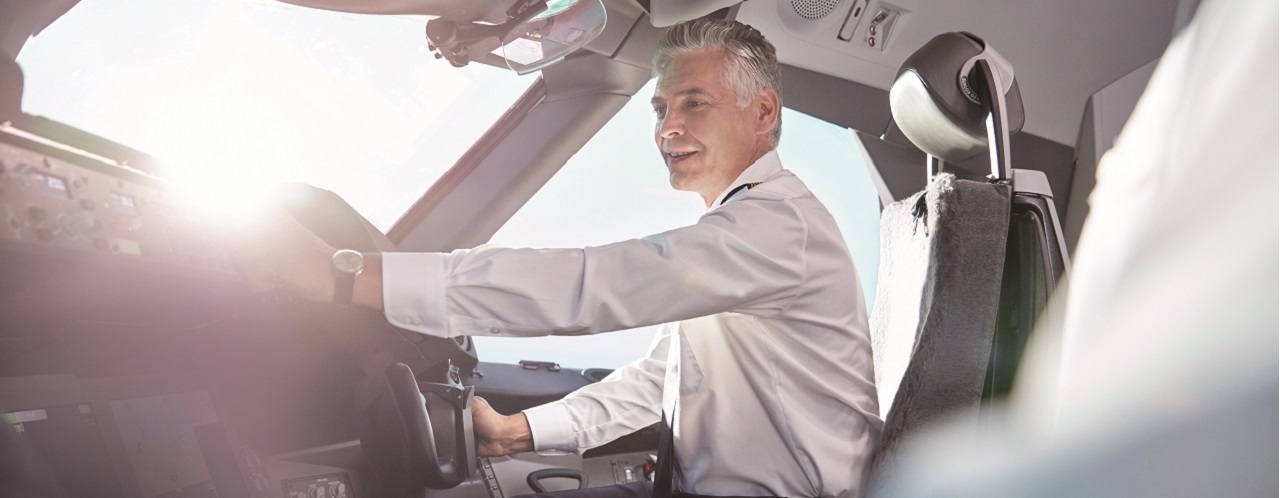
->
[736, 0, 1180, 145]
[737, 0, 917, 91]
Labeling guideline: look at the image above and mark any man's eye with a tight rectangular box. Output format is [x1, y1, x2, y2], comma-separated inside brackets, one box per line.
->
[686, 100, 703, 109]
[653, 106, 666, 116]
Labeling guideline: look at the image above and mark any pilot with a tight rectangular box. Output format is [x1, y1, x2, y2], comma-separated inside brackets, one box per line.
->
[237, 18, 881, 498]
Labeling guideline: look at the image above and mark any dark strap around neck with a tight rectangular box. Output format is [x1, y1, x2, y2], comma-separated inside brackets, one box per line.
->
[653, 414, 676, 498]
[719, 182, 762, 206]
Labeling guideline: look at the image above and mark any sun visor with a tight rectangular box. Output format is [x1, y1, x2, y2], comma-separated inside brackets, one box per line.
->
[498, 0, 607, 74]
[421, 0, 608, 73]
[278, 0, 607, 74]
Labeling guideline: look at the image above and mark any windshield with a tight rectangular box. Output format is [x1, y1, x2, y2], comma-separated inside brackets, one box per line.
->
[15, 0, 535, 230]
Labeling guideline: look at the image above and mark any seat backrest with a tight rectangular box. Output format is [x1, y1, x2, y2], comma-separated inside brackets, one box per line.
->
[867, 174, 1011, 489]
[865, 31, 1028, 492]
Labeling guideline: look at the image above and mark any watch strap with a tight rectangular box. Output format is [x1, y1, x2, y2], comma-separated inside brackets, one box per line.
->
[331, 249, 363, 306]
[333, 272, 356, 306]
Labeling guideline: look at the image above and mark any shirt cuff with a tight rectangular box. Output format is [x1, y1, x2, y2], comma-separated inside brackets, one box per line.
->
[523, 402, 577, 455]
[382, 252, 450, 338]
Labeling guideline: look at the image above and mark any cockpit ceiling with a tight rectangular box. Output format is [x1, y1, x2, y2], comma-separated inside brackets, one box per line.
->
[734, 0, 1183, 145]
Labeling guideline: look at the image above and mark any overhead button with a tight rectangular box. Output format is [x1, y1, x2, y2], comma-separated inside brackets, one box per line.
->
[489, 327, 500, 334]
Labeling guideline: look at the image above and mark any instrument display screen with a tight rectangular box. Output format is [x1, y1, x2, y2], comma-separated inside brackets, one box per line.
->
[109, 192, 138, 216]
[33, 172, 71, 199]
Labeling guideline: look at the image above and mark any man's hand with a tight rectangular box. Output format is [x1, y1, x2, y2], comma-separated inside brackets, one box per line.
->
[224, 213, 337, 302]
[472, 397, 534, 457]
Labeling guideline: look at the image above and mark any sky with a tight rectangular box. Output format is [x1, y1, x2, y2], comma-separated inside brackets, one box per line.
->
[17, 0, 882, 370]
[17, 0, 534, 228]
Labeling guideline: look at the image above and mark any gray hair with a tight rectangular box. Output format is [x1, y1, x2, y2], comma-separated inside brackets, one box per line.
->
[653, 18, 783, 147]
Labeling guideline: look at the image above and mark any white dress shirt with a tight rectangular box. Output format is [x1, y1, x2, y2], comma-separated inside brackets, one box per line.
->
[383, 150, 881, 497]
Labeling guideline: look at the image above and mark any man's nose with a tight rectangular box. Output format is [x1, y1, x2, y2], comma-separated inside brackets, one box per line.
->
[658, 111, 683, 139]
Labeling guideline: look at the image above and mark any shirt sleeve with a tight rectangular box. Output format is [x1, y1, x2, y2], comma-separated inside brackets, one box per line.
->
[523, 323, 673, 454]
[382, 194, 809, 338]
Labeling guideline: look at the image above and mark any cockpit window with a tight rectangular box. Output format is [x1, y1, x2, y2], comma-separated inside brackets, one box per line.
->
[15, 0, 535, 230]
[480, 80, 881, 369]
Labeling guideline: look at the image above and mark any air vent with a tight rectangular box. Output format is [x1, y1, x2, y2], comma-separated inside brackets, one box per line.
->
[791, 0, 843, 20]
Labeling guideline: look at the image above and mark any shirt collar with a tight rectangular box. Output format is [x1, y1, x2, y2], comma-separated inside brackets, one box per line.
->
[709, 149, 784, 210]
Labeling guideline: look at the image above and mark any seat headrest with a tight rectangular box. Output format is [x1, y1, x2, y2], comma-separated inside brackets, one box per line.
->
[0, 57, 22, 121]
[889, 32, 1024, 162]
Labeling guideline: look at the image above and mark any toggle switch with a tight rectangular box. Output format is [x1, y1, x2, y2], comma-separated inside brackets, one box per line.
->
[863, 8, 901, 52]
[838, 0, 870, 41]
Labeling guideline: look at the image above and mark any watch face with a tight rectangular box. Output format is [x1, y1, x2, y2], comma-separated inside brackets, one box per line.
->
[332, 249, 364, 274]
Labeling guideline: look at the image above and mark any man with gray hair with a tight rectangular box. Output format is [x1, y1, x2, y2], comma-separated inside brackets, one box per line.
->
[238, 17, 880, 498]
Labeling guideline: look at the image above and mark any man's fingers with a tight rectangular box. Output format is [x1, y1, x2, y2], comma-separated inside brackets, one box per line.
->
[217, 209, 338, 301]
[471, 397, 506, 457]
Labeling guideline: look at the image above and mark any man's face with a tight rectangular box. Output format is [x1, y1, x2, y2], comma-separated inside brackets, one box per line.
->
[652, 48, 773, 205]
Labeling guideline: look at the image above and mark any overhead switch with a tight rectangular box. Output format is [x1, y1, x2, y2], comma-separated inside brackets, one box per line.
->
[838, 0, 869, 41]
[863, 8, 901, 51]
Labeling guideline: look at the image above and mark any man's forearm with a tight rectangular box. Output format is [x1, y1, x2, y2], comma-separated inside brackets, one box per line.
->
[473, 397, 536, 457]
[353, 253, 384, 311]
[499, 412, 535, 455]
[359, 254, 542, 454]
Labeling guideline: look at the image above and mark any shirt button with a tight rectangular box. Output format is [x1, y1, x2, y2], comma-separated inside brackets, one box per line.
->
[489, 327, 500, 334]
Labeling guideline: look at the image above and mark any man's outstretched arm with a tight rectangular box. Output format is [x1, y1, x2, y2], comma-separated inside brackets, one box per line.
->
[232, 213, 675, 455]
[235, 193, 806, 340]
[229, 213, 386, 310]
[473, 324, 673, 457]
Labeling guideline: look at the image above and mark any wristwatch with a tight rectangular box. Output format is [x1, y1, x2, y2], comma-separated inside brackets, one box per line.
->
[330, 249, 365, 306]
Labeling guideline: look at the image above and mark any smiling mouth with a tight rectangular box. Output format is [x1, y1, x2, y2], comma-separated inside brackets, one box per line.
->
[667, 151, 697, 163]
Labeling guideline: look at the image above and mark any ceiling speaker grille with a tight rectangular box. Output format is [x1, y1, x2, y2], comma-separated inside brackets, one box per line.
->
[790, 0, 843, 20]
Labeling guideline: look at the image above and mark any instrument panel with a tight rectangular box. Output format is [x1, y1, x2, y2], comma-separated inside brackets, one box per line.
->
[0, 124, 233, 273]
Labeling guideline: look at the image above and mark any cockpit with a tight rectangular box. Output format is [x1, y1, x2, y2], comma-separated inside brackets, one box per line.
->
[1, 0, 1275, 497]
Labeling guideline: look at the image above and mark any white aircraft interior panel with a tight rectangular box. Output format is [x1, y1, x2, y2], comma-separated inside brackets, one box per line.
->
[737, 0, 1181, 145]
[737, 0, 917, 89]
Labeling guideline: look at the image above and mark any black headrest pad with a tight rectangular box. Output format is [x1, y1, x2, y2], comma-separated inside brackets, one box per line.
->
[0, 57, 22, 121]
[889, 32, 1025, 162]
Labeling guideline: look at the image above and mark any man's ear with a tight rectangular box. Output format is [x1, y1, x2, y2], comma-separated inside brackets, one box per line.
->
[754, 88, 780, 136]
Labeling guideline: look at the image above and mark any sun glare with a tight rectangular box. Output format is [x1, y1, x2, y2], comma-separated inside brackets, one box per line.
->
[17, 0, 535, 231]
[168, 169, 277, 226]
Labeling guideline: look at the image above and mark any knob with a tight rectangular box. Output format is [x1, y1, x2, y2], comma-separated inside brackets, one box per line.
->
[59, 211, 100, 236]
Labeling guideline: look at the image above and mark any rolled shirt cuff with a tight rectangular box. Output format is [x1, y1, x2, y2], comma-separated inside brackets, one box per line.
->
[523, 402, 577, 455]
[382, 252, 450, 337]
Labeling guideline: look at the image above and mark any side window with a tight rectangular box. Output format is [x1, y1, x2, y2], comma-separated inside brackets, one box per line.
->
[480, 81, 880, 369]
[775, 109, 881, 303]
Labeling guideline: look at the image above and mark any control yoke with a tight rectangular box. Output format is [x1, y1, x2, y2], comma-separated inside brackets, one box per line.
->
[360, 361, 477, 496]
